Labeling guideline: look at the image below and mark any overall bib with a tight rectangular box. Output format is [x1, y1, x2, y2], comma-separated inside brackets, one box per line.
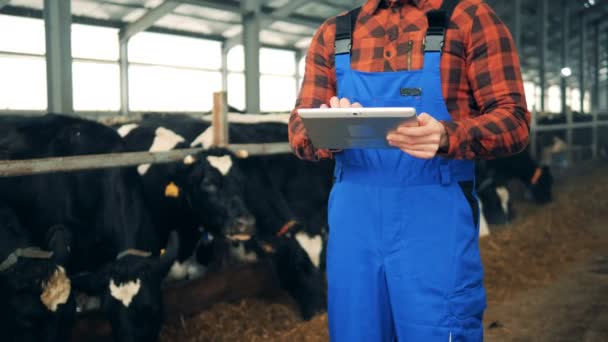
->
[326, 2, 486, 341]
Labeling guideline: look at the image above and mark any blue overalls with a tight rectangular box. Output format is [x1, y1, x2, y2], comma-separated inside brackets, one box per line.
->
[326, 3, 486, 341]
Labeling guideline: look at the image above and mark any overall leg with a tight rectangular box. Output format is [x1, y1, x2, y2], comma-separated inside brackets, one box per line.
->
[384, 183, 486, 342]
[326, 181, 395, 342]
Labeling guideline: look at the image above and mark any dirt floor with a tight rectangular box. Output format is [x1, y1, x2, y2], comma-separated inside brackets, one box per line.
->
[160, 161, 608, 342]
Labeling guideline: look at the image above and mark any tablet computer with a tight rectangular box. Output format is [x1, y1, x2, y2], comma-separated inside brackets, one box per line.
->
[297, 107, 417, 149]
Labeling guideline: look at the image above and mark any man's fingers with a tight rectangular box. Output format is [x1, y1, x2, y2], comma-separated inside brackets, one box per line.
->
[330, 97, 340, 108]
[327, 97, 360, 108]
[339, 97, 352, 107]
[387, 133, 439, 145]
[417, 113, 434, 125]
[396, 125, 437, 137]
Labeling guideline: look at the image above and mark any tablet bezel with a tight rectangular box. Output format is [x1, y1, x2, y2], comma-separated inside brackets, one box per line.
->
[296, 107, 418, 149]
[297, 107, 416, 119]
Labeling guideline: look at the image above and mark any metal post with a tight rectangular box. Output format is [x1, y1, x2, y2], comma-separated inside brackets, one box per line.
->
[560, 0, 569, 117]
[513, 0, 522, 53]
[44, 0, 73, 114]
[221, 43, 229, 92]
[579, 16, 586, 116]
[212, 91, 229, 146]
[242, 0, 261, 114]
[119, 40, 129, 116]
[538, 0, 548, 114]
[530, 82, 538, 160]
[295, 50, 303, 94]
[592, 23, 600, 158]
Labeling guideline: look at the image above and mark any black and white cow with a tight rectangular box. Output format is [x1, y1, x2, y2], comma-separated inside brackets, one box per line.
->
[122, 113, 329, 319]
[0, 114, 179, 342]
[480, 145, 553, 204]
[0, 201, 75, 342]
[116, 119, 256, 281]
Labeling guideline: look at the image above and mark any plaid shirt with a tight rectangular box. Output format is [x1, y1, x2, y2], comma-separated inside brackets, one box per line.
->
[289, 0, 530, 161]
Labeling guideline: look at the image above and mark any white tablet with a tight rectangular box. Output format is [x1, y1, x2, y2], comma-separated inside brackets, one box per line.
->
[298, 107, 417, 149]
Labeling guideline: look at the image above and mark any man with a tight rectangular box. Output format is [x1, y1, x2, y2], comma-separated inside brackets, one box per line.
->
[288, 0, 529, 341]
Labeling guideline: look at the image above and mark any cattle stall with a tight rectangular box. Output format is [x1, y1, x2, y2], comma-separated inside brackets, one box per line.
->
[0, 96, 332, 341]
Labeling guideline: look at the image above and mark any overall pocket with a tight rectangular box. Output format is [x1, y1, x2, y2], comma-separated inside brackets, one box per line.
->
[457, 180, 479, 229]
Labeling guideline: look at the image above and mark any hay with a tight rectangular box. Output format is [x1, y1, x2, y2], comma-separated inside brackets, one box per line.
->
[160, 163, 608, 341]
[481, 165, 608, 304]
[160, 297, 303, 342]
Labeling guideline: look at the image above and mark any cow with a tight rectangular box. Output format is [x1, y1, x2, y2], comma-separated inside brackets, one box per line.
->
[480, 146, 553, 204]
[0, 114, 179, 342]
[116, 120, 256, 281]
[475, 162, 513, 224]
[121, 113, 329, 319]
[0, 201, 75, 342]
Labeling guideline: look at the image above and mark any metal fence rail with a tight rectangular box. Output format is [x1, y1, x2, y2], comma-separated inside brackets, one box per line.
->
[531, 120, 608, 132]
[0, 143, 292, 177]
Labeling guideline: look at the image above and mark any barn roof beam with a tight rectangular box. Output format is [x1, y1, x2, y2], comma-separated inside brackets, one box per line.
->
[223, 0, 309, 52]
[0, 0, 11, 10]
[119, 0, 180, 42]
[176, 0, 323, 29]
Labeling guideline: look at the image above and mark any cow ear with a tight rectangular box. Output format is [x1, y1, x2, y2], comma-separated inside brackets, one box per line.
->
[45, 225, 72, 267]
[155, 231, 180, 277]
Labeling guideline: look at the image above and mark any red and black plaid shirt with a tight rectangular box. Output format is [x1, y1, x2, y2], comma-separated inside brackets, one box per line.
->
[289, 0, 530, 161]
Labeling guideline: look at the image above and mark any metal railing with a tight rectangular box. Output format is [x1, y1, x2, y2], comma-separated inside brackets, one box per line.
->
[529, 109, 608, 161]
[0, 91, 293, 177]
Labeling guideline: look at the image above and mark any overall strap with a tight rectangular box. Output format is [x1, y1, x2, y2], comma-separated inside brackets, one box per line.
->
[425, 0, 460, 52]
[334, 7, 361, 56]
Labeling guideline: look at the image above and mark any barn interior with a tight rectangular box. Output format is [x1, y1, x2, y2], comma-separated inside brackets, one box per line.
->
[0, 0, 607, 341]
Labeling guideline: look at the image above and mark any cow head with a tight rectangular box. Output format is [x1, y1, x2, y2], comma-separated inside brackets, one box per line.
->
[528, 165, 553, 204]
[178, 148, 255, 240]
[72, 232, 179, 342]
[0, 223, 75, 342]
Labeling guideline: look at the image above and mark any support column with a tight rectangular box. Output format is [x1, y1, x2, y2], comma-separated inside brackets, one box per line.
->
[242, 0, 261, 114]
[538, 0, 548, 114]
[592, 24, 600, 114]
[530, 81, 538, 160]
[592, 23, 600, 158]
[221, 43, 229, 92]
[513, 0, 522, 53]
[560, 0, 569, 117]
[119, 40, 129, 116]
[295, 50, 303, 94]
[44, 0, 73, 114]
[579, 16, 586, 115]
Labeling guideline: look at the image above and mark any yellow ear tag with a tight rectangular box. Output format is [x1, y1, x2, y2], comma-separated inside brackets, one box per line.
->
[160, 249, 166, 256]
[164, 182, 180, 198]
[261, 243, 275, 254]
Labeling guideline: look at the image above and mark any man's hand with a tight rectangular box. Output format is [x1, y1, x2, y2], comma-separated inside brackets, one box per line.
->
[321, 96, 362, 110]
[321, 97, 362, 153]
[386, 113, 449, 159]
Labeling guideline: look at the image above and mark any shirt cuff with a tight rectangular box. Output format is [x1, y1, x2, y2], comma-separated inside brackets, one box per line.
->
[437, 120, 458, 158]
